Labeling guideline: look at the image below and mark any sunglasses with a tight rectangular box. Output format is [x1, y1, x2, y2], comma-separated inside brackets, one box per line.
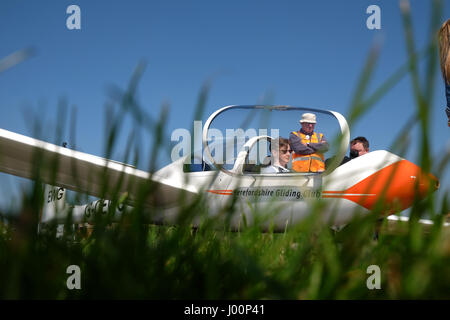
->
[280, 149, 293, 154]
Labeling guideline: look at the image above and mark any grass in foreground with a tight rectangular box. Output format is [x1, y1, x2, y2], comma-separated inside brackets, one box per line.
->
[0, 0, 449, 299]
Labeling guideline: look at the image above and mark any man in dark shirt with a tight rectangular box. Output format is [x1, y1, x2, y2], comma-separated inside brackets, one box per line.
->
[326, 136, 370, 167]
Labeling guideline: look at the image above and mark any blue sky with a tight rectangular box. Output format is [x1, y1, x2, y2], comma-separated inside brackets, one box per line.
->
[0, 0, 449, 210]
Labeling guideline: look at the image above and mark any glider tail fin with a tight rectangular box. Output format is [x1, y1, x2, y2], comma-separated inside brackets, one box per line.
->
[41, 184, 67, 224]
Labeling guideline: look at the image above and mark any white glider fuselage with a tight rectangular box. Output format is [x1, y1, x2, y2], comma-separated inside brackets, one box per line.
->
[151, 149, 438, 231]
[0, 105, 439, 231]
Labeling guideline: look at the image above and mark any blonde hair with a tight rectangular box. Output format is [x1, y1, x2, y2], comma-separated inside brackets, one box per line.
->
[438, 19, 450, 84]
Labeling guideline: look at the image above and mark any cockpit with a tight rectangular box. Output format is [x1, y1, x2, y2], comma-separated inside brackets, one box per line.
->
[183, 105, 350, 176]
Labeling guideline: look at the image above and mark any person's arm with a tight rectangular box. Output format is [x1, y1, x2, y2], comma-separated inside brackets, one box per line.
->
[446, 84, 450, 126]
[289, 132, 315, 155]
[308, 133, 329, 153]
[447, 106, 450, 126]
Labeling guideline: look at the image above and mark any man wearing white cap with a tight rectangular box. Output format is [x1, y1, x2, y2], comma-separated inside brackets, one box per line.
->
[289, 112, 329, 172]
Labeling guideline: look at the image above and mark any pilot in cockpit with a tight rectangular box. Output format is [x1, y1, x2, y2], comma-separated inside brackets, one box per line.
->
[261, 137, 292, 173]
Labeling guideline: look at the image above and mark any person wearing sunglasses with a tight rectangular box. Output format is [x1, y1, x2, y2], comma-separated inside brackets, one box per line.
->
[261, 137, 292, 173]
[325, 136, 370, 168]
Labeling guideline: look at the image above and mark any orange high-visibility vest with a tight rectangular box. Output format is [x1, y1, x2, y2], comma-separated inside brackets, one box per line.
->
[291, 131, 325, 172]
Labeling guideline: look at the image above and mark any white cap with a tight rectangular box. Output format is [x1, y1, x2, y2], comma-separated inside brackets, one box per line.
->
[299, 113, 317, 124]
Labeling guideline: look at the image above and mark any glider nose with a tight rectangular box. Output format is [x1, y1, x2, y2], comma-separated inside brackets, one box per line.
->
[383, 160, 439, 211]
[329, 159, 440, 213]
[416, 170, 439, 194]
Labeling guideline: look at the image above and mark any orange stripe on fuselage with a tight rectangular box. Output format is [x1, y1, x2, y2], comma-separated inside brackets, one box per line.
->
[322, 190, 345, 194]
[206, 190, 233, 195]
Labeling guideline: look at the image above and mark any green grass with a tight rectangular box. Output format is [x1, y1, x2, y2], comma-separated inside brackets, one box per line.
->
[0, 0, 449, 300]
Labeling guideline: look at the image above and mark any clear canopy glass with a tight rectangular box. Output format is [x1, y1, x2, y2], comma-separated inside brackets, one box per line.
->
[198, 105, 350, 175]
